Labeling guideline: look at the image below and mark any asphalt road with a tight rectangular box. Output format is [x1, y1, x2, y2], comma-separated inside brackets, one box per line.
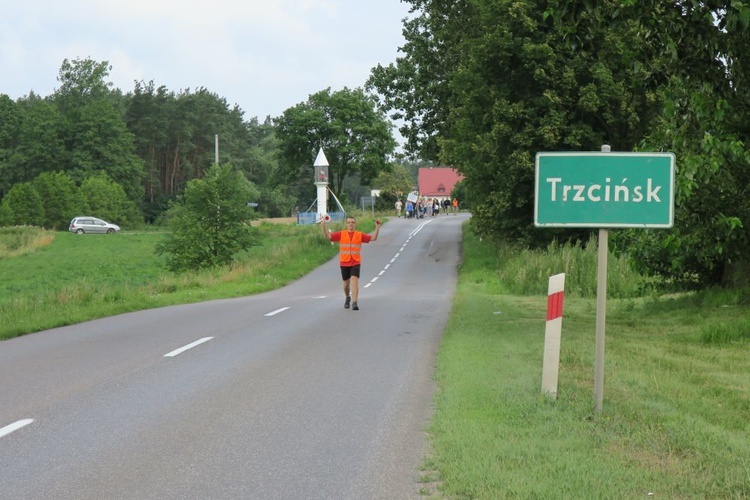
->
[0, 213, 468, 500]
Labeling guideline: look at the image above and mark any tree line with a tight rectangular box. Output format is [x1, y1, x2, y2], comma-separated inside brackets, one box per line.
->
[0, 58, 404, 230]
[367, 0, 750, 287]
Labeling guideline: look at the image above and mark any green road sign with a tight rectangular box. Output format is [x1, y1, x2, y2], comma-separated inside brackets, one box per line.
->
[535, 152, 675, 228]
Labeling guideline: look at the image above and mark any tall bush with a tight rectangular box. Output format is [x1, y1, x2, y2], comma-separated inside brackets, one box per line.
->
[0, 182, 45, 227]
[33, 171, 83, 230]
[156, 163, 260, 272]
[80, 173, 141, 226]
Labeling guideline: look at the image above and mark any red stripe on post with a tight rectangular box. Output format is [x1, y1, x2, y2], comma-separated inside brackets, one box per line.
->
[546, 291, 564, 321]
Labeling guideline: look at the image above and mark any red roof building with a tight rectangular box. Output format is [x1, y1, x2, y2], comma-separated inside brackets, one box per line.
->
[417, 167, 464, 199]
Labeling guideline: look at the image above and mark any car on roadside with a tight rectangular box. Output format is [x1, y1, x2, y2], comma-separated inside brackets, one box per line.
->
[68, 216, 121, 234]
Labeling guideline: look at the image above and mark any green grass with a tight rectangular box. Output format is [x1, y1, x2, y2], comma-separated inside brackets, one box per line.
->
[425, 226, 750, 498]
[463, 233, 658, 299]
[0, 226, 56, 258]
[0, 222, 342, 339]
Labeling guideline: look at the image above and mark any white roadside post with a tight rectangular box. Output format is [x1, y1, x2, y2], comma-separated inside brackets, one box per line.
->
[542, 273, 565, 399]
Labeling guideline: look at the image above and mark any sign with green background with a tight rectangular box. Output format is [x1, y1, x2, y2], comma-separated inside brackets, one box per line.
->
[534, 152, 675, 228]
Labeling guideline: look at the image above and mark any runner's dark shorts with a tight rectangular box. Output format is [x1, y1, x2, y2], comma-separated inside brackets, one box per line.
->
[340, 265, 361, 281]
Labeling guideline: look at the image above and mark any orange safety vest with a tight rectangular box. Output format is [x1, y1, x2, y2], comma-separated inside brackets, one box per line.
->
[339, 231, 363, 264]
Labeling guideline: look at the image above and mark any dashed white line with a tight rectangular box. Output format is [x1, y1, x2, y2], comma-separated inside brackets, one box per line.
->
[366, 276, 379, 287]
[367, 220, 436, 289]
[265, 307, 290, 317]
[364, 218, 436, 291]
[164, 337, 214, 357]
[0, 419, 34, 439]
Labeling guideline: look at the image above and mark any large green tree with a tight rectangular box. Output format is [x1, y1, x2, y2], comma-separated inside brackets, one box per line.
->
[53, 58, 146, 203]
[55, 58, 115, 111]
[273, 87, 397, 205]
[69, 99, 145, 202]
[0, 94, 67, 195]
[369, 0, 750, 285]
[0, 95, 22, 196]
[612, 2, 750, 286]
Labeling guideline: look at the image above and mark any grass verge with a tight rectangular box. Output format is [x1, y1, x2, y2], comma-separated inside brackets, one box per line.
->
[425, 226, 750, 498]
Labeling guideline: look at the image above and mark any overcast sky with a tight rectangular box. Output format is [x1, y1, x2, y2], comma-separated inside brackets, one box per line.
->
[0, 0, 412, 120]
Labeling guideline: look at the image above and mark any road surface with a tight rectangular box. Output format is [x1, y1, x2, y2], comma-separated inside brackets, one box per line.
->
[0, 214, 468, 499]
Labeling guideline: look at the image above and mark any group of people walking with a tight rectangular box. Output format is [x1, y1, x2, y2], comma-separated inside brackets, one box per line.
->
[395, 197, 458, 218]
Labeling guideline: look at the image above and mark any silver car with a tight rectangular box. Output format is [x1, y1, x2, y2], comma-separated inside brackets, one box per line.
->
[68, 216, 121, 234]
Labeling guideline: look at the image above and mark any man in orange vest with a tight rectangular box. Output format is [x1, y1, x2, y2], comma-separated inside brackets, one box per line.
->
[321, 215, 380, 310]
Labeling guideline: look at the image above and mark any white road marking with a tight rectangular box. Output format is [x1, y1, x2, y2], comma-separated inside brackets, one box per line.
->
[164, 337, 214, 357]
[410, 219, 433, 237]
[0, 419, 34, 439]
[265, 307, 290, 317]
[314, 296, 327, 299]
[364, 217, 434, 291]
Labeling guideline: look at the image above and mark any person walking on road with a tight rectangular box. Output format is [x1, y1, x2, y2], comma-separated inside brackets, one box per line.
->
[395, 199, 403, 218]
[321, 215, 380, 311]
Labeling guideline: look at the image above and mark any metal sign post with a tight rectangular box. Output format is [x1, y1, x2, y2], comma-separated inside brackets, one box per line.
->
[594, 146, 610, 415]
